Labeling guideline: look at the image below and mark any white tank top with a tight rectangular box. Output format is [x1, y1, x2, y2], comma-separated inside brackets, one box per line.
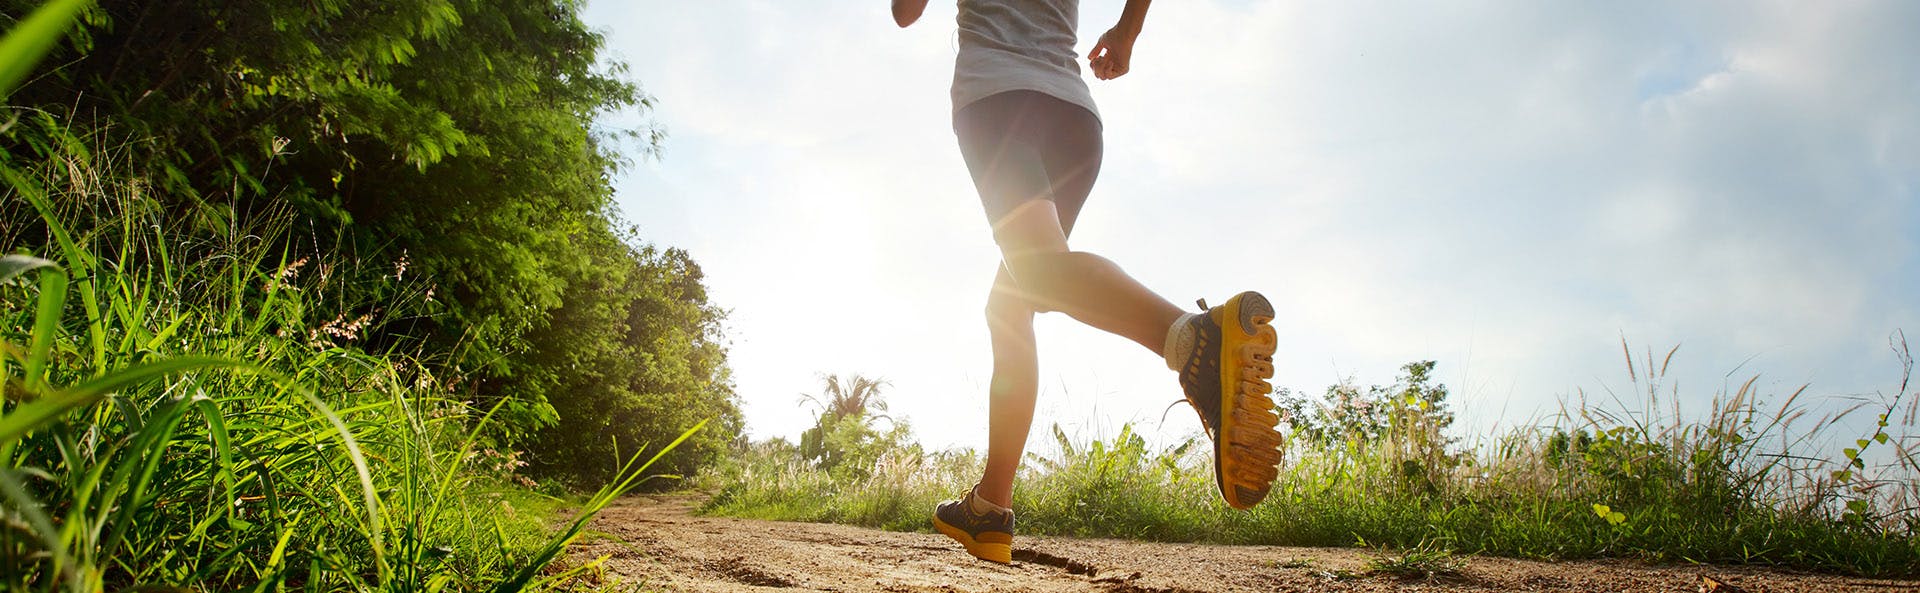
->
[951, 0, 1100, 121]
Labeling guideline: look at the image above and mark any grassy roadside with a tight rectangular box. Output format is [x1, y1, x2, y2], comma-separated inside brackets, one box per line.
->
[0, 126, 690, 591]
[701, 357, 1920, 578]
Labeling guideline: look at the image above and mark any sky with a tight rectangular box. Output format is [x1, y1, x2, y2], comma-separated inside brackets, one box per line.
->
[580, 1, 1920, 452]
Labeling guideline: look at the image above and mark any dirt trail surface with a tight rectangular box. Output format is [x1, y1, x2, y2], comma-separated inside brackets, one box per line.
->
[574, 495, 1915, 593]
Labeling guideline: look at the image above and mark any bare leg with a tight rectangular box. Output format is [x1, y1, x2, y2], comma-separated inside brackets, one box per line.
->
[992, 200, 1185, 353]
[975, 202, 1186, 508]
[954, 91, 1187, 511]
[975, 265, 1038, 508]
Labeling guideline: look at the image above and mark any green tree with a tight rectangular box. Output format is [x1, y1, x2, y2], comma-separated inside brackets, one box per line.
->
[0, 0, 649, 423]
[2, 0, 741, 483]
[517, 228, 742, 486]
[798, 374, 911, 477]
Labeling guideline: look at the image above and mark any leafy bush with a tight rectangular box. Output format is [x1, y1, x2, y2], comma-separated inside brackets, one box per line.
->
[1277, 361, 1461, 493]
[796, 374, 914, 480]
[0, 136, 694, 590]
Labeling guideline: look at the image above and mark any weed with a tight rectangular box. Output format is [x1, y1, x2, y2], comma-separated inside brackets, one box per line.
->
[1310, 568, 1361, 582]
[1271, 557, 1317, 569]
[1364, 542, 1468, 581]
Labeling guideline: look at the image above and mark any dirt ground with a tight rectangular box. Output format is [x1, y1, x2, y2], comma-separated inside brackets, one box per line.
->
[571, 495, 1918, 593]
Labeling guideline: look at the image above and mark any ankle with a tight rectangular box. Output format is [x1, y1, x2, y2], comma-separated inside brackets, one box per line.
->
[1162, 312, 1198, 370]
[969, 484, 1013, 513]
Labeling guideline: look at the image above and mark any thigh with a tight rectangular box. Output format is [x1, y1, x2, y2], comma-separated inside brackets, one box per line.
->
[954, 91, 1104, 238]
[1035, 102, 1103, 237]
[954, 91, 1102, 311]
[955, 91, 1057, 232]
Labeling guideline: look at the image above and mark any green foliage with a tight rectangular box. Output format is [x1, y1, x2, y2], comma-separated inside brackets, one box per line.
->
[1, 0, 738, 486]
[0, 0, 90, 99]
[0, 146, 697, 591]
[1829, 333, 1911, 526]
[1363, 540, 1467, 581]
[696, 374, 930, 532]
[1277, 361, 1461, 493]
[799, 411, 916, 480]
[1017, 423, 1208, 541]
[1279, 361, 1455, 444]
[707, 353, 1920, 577]
[794, 374, 913, 478]
[518, 228, 741, 487]
[700, 441, 972, 534]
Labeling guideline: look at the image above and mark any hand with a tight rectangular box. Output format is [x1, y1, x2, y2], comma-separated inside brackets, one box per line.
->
[1087, 28, 1137, 80]
[892, 0, 927, 27]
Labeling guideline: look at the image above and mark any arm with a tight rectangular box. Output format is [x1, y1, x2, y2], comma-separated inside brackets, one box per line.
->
[1088, 0, 1151, 80]
[892, 0, 928, 27]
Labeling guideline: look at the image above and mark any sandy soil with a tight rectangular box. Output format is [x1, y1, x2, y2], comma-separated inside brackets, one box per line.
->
[571, 495, 1918, 593]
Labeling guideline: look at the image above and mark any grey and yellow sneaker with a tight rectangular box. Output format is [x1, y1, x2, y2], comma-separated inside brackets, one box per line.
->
[1168, 291, 1284, 509]
[932, 488, 1014, 563]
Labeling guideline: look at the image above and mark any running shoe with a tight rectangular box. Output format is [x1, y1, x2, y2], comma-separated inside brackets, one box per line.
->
[932, 488, 1014, 564]
[1172, 291, 1283, 509]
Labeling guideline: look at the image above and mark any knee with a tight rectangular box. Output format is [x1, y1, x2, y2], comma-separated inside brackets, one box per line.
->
[1001, 250, 1115, 294]
[999, 250, 1060, 290]
[984, 292, 1034, 329]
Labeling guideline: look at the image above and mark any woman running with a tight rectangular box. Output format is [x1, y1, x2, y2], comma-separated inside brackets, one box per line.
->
[891, 0, 1285, 564]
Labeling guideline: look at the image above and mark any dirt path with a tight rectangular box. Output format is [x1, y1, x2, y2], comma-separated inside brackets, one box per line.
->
[572, 495, 1915, 593]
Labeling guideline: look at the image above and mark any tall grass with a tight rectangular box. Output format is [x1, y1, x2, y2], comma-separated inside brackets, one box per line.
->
[1, 124, 694, 591]
[703, 345, 1920, 577]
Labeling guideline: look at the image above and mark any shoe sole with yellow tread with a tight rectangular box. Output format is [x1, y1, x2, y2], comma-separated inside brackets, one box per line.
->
[932, 513, 1013, 563]
[1204, 291, 1282, 509]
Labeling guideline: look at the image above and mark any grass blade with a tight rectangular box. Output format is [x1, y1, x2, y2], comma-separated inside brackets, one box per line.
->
[0, 467, 83, 592]
[293, 387, 391, 584]
[0, 0, 93, 99]
[22, 255, 66, 393]
[0, 253, 58, 284]
[0, 356, 244, 444]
